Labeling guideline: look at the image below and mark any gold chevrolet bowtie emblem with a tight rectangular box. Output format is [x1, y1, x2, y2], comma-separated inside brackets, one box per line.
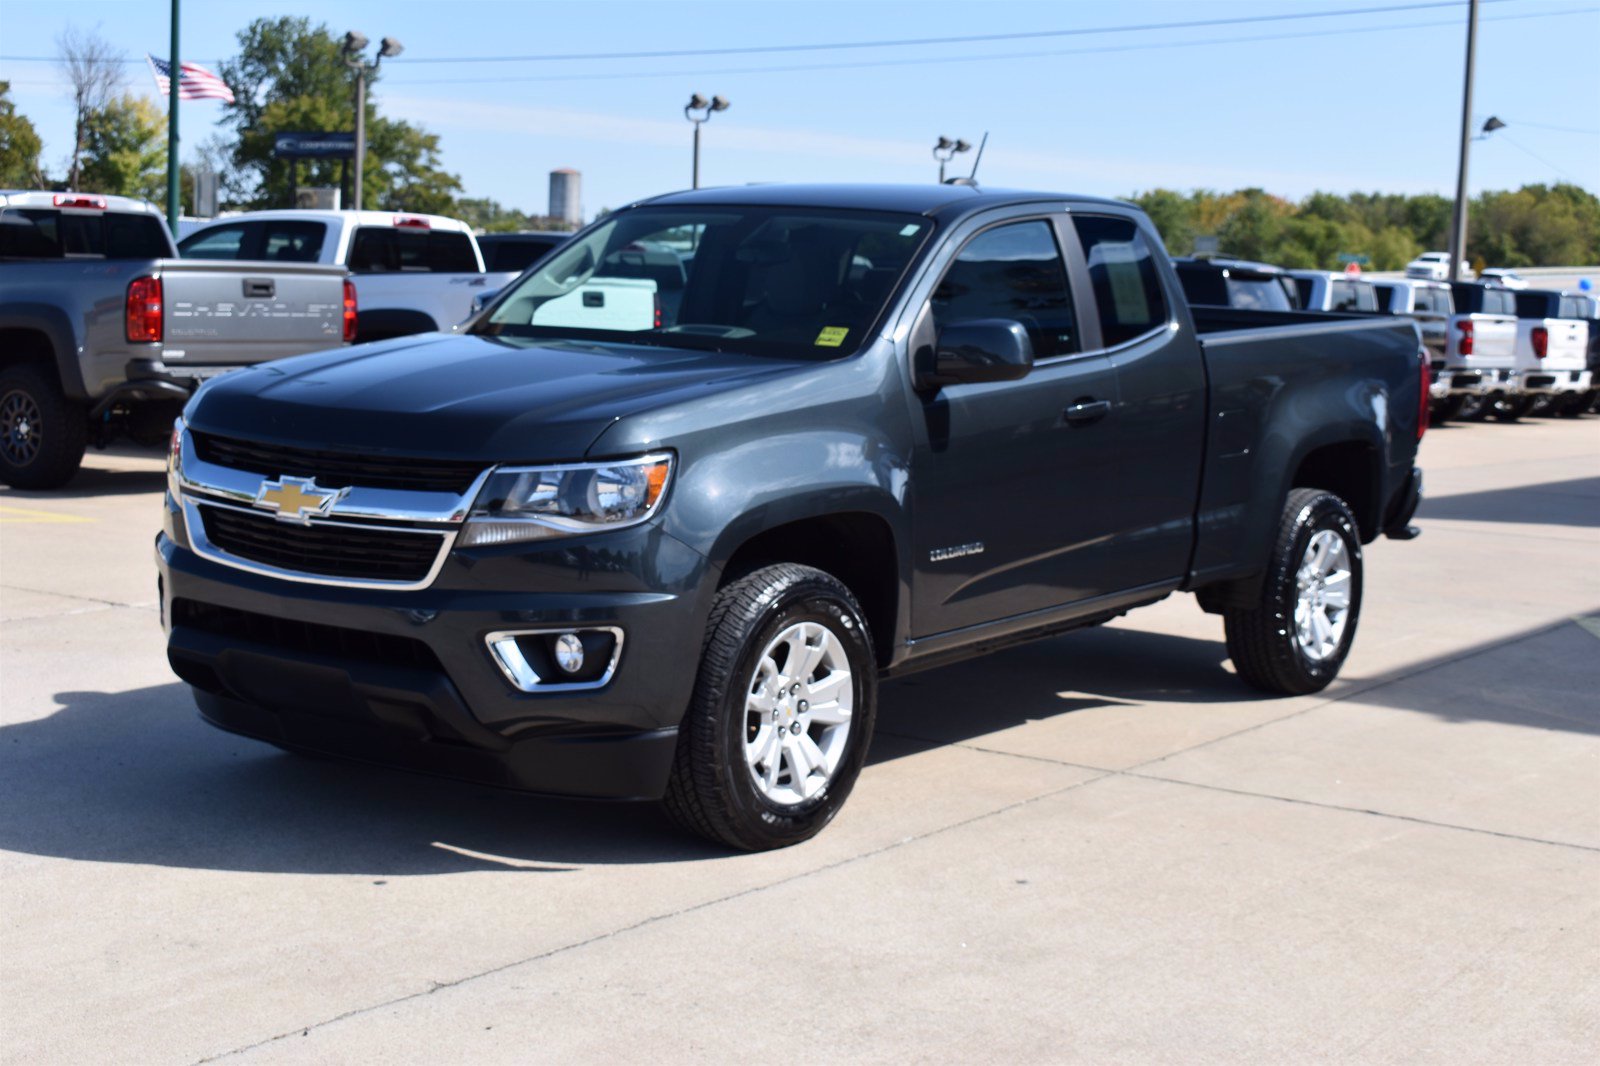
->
[254, 476, 344, 524]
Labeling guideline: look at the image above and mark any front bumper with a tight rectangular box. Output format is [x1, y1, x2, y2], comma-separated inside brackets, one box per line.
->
[157, 498, 713, 800]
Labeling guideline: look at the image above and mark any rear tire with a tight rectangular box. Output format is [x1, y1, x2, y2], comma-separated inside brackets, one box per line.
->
[1224, 489, 1364, 696]
[0, 364, 87, 490]
[1489, 394, 1535, 422]
[1557, 392, 1592, 419]
[663, 563, 877, 851]
[1431, 395, 1468, 424]
[1455, 393, 1491, 422]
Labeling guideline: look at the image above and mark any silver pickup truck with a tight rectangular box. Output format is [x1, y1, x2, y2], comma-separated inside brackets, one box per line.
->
[0, 191, 352, 489]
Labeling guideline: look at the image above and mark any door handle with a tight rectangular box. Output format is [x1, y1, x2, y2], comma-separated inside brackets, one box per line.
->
[1063, 399, 1111, 426]
[242, 278, 275, 298]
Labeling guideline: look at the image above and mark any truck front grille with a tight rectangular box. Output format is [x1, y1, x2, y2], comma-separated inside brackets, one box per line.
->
[199, 505, 446, 583]
[191, 431, 484, 494]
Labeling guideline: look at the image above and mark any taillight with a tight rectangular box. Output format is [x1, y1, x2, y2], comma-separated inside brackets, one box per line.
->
[342, 279, 358, 343]
[653, 293, 662, 329]
[1531, 326, 1548, 359]
[1417, 348, 1429, 441]
[54, 194, 106, 209]
[1457, 319, 1474, 355]
[392, 215, 430, 229]
[126, 276, 163, 343]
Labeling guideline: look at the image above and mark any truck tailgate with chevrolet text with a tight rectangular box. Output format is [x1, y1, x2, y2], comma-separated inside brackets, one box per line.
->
[157, 184, 1425, 850]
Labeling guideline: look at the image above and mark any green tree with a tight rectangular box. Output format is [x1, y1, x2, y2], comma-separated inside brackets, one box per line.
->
[1128, 188, 1195, 254]
[215, 16, 463, 211]
[0, 81, 45, 187]
[77, 93, 166, 200]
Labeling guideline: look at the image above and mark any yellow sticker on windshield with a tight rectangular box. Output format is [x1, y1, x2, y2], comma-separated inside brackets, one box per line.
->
[815, 326, 849, 347]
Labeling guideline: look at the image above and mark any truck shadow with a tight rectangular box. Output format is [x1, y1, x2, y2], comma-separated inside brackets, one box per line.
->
[1416, 477, 1600, 528]
[3, 615, 1591, 875]
[0, 626, 1237, 876]
[1, 464, 169, 500]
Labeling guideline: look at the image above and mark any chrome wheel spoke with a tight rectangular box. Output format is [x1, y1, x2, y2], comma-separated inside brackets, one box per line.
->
[1292, 529, 1353, 662]
[742, 619, 855, 808]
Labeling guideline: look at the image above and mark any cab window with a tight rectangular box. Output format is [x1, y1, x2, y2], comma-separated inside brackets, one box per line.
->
[1072, 215, 1169, 346]
[931, 220, 1079, 358]
[180, 224, 248, 259]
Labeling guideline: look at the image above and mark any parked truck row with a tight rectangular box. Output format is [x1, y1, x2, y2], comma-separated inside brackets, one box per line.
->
[1174, 254, 1598, 423]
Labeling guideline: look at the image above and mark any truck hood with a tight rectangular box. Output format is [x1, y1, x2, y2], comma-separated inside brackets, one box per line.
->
[187, 333, 807, 461]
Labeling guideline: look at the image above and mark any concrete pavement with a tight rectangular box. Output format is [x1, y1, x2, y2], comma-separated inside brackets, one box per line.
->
[2, 417, 1597, 1064]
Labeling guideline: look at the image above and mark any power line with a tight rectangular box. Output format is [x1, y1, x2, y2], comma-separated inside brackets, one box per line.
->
[386, 7, 1595, 87]
[1499, 118, 1600, 136]
[1494, 133, 1588, 184]
[0, 0, 1518, 66]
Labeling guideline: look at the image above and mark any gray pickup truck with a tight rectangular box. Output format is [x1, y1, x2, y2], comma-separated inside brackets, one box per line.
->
[158, 184, 1426, 850]
[0, 191, 352, 488]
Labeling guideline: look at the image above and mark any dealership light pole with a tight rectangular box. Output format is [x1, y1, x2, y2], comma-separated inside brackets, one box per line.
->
[684, 94, 729, 190]
[166, 0, 180, 233]
[1446, 0, 1480, 282]
[342, 32, 404, 211]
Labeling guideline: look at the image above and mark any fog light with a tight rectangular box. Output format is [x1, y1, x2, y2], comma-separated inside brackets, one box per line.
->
[553, 633, 585, 674]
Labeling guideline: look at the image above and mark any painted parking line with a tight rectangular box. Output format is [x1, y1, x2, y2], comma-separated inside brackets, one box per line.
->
[0, 504, 96, 524]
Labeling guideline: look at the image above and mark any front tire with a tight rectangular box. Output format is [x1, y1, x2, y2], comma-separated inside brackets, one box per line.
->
[1430, 395, 1468, 424]
[664, 563, 877, 851]
[0, 364, 87, 490]
[1224, 489, 1364, 695]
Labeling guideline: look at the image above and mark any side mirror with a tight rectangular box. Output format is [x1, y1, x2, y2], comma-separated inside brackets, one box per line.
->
[916, 319, 1034, 390]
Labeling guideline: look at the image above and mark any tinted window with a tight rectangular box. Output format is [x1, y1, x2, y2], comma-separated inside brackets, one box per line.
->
[1329, 280, 1361, 312]
[1226, 275, 1294, 312]
[1559, 296, 1586, 319]
[180, 224, 248, 259]
[1174, 264, 1226, 306]
[933, 221, 1078, 358]
[260, 221, 325, 262]
[1484, 288, 1516, 315]
[1374, 283, 1397, 312]
[1073, 215, 1169, 346]
[481, 235, 565, 272]
[0, 208, 169, 259]
[1293, 277, 1314, 308]
[349, 227, 478, 273]
[1414, 287, 1453, 315]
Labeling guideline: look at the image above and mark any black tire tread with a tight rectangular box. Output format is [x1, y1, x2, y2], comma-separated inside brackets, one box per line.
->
[1224, 488, 1360, 696]
[0, 364, 87, 490]
[662, 563, 872, 851]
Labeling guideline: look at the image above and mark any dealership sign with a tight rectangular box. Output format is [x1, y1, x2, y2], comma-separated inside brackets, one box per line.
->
[272, 132, 357, 159]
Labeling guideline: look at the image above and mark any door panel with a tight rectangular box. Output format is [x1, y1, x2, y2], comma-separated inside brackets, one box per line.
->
[909, 218, 1122, 638]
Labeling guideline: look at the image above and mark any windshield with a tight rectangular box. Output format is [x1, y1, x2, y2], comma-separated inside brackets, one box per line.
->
[475, 205, 931, 359]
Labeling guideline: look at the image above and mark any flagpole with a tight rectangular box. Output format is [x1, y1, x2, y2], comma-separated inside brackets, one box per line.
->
[166, 0, 180, 234]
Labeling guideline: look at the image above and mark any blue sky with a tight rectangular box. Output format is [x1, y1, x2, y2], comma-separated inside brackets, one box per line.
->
[3, 0, 1596, 218]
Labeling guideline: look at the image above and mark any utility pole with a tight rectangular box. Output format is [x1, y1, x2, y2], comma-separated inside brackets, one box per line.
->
[1447, 0, 1479, 282]
[342, 33, 403, 212]
[166, 0, 180, 233]
[683, 94, 729, 190]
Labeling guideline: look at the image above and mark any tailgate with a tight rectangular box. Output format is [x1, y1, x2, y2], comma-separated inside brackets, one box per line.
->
[159, 259, 347, 366]
[1546, 320, 1588, 368]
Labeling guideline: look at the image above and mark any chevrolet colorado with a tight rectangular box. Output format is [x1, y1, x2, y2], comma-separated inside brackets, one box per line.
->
[157, 185, 1426, 850]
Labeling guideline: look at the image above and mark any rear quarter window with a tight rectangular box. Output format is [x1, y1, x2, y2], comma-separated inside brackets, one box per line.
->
[1071, 215, 1169, 347]
[1, 209, 170, 259]
[350, 227, 478, 273]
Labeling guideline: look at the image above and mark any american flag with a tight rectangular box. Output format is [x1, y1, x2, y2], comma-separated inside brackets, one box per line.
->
[145, 56, 236, 103]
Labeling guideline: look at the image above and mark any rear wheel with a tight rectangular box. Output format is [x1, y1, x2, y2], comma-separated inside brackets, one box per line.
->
[1489, 394, 1536, 422]
[0, 364, 87, 490]
[1455, 393, 1492, 422]
[1556, 392, 1593, 419]
[1431, 395, 1468, 424]
[1224, 489, 1363, 695]
[663, 563, 877, 851]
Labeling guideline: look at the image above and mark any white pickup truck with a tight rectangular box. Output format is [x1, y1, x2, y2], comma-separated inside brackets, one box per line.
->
[179, 210, 520, 342]
[1287, 270, 1379, 313]
[1442, 282, 1519, 421]
[1506, 289, 1592, 419]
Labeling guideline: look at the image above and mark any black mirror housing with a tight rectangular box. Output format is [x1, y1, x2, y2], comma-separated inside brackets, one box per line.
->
[916, 319, 1034, 389]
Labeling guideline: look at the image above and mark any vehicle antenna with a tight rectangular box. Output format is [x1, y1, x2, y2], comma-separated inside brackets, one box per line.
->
[967, 132, 988, 182]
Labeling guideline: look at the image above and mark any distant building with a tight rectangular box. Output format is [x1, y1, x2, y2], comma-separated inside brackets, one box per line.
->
[549, 169, 581, 226]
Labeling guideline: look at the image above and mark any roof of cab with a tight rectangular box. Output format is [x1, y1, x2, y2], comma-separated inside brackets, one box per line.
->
[0, 190, 161, 213]
[640, 183, 1131, 217]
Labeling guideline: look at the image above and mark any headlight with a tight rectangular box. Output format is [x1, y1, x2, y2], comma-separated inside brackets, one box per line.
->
[167, 416, 185, 496]
[457, 453, 673, 547]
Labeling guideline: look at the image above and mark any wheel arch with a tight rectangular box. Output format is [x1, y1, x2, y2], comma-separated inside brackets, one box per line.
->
[0, 305, 86, 399]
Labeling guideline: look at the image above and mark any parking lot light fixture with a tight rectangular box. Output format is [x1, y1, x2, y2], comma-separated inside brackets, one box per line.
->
[933, 137, 972, 184]
[684, 94, 730, 190]
[343, 31, 404, 212]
